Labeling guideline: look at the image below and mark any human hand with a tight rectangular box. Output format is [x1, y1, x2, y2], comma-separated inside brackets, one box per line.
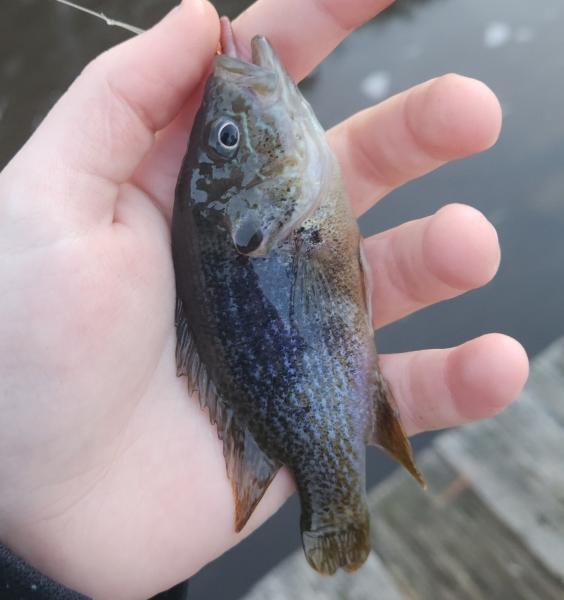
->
[0, 0, 529, 598]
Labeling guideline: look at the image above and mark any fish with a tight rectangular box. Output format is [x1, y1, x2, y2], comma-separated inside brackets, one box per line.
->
[171, 20, 425, 575]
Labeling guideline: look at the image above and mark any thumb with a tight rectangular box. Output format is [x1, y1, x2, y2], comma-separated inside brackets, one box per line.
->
[4, 0, 218, 228]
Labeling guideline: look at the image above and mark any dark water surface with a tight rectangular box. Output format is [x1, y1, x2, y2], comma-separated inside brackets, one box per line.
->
[1, 1, 564, 599]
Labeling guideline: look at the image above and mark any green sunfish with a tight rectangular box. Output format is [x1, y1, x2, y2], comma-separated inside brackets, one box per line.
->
[172, 25, 424, 575]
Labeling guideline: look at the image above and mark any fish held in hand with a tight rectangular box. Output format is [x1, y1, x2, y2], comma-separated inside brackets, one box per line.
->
[172, 25, 424, 575]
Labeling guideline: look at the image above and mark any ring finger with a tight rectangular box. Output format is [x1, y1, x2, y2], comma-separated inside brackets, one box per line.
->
[366, 202, 500, 328]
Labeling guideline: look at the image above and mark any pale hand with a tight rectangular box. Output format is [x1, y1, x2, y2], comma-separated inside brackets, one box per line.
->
[0, 0, 528, 598]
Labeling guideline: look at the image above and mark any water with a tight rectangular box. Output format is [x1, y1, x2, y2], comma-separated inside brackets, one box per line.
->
[1, 1, 564, 598]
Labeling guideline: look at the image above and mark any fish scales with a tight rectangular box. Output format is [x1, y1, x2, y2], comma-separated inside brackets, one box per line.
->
[172, 30, 424, 575]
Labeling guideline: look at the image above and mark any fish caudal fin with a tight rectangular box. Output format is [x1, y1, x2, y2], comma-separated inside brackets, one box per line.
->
[369, 369, 426, 487]
[301, 514, 371, 575]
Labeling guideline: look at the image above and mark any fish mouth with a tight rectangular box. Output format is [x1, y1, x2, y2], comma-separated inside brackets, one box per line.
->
[215, 32, 282, 91]
[231, 220, 266, 256]
[251, 36, 279, 71]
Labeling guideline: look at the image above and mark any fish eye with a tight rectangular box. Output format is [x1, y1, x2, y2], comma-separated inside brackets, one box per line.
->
[209, 118, 240, 159]
[219, 122, 239, 148]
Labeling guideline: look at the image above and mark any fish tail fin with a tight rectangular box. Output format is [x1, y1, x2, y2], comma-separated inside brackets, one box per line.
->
[301, 509, 371, 575]
[369, 369, 426, 487]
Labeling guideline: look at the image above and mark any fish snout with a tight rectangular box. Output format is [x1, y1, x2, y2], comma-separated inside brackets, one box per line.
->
[232, 217, 264, 255]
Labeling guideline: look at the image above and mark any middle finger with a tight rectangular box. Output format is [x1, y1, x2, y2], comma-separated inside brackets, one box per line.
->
[366, 203, 500, 328]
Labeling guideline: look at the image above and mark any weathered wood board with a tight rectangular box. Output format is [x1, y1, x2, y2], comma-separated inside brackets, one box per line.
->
[371, 450, 564, 600]
[242, 551, 404, 600]
[242, 337, 564, 600]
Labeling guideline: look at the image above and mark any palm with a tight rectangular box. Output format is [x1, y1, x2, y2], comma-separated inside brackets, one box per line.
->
[0, 169, 257, 595]
[0, 1, 528, 599]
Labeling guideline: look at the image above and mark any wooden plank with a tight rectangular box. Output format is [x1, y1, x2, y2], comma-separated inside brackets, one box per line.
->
[243, 548, 404, 600]
[369, 450, 564, 600]
[525, 338, 564, 426]
[435, 390, 564, 581]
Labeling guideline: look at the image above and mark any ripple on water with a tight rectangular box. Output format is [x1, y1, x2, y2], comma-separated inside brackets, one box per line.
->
[359, 71, 391, 102]
[483, 22, 536, 49]
[483, 21, 512, 49]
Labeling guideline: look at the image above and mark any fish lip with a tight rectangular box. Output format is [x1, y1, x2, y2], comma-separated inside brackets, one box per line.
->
[233, 239, 269, 258]
[214, 53, 260, 76]
[214, 36, 277, 77]
[250, 36, 276, 69]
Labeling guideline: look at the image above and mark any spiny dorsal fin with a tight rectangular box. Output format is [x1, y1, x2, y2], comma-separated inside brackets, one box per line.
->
[175, 296, 281, 530]
[368, 369, 426, 488]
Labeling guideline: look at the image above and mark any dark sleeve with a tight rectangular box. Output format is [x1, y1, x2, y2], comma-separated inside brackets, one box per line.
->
[0, 543, 89, 599]
[0, 543, 190, 600]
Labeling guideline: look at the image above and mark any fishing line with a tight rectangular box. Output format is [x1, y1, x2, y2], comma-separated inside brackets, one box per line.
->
[54, 0, 144, 35]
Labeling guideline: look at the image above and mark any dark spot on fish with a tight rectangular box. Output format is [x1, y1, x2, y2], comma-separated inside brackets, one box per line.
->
[310, 230, 322, 245]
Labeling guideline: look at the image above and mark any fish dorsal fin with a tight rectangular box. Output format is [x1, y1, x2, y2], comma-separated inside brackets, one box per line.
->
[368, 369, 426, 488]
[175, 297, 281, 530]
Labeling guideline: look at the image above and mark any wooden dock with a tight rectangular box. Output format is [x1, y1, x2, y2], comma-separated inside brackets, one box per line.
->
[242, 338, 564, 599]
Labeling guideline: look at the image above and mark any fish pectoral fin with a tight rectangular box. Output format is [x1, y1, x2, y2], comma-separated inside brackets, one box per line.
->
[291, 242, 333, 325]
[225, 426, 281, 532]
[368, 369, 426, 488]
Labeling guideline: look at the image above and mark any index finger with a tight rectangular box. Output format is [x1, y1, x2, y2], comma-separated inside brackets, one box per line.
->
[233, 0, 395, 82]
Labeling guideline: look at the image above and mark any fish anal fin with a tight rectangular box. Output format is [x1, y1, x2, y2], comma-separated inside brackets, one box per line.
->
[369, 370, 426, 488]
[224, 428, 281, 532]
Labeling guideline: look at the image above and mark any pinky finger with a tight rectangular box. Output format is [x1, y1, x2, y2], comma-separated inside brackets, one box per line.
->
[381, 334, 529, 436]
